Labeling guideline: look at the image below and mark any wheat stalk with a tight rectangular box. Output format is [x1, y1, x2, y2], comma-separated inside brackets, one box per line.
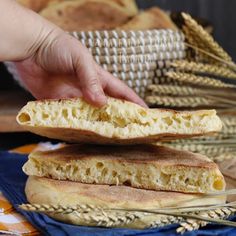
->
[182, 13, 233, 63]
[213, 152, 236, 162]
[148, 84, 197, 96]
[148, 85, 236, 106]
[222, 116, 236, 127]
[149, 216, 183, 228]
[19, 204, 143, 227]
[168, 137, 236, 146]
[185, 43, 236, 71]
[147, 85, 236, 100]
[171, 60, 236, 79]
[20, 203, 236, 230]
[177, 207, 236, 234]
[146, 95, 232, 108]
[182, 26, 214, 63]
[163, 143, 236, 157]
[166, 71, 236, 88]
[223, 126, 236, 135]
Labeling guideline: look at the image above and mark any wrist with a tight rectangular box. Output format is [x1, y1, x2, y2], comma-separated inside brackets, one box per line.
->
[0, 0, 63, 61]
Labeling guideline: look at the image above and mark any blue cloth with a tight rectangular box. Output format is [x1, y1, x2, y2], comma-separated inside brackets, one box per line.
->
[0, 151, 235, 236]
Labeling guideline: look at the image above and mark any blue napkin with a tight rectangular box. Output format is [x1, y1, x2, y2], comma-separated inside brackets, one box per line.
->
[0, 151, 235, 236]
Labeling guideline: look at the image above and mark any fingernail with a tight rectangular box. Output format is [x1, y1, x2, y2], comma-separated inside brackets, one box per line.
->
[95, 93, 107, 107]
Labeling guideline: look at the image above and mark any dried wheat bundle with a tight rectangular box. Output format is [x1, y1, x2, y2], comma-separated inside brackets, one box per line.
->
[147, 85, 236, 100]
[124, 79, 152, 88]
[95, 51, 185, 64]
[147, 84, 196, 96]
[182, 26, 217, 64]
[177, 207, 236, 234]
[213, 152, 236, 162]
[167, 137, 236, 146]
[153, 77, 181, 85]
[182, 13, 233, 63]
[90, 43, 185, 56]
[162, 143, 236, 157]
[221, 116, 236, 127]
[223, 126, 236, 135]
[182, 26, 206, 49]
[171, 60, 236, 79]
[145, 95, 232, 108]
[166, 72, 236, 88]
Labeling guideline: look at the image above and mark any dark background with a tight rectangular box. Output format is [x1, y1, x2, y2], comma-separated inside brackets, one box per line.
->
[1, 0, 236, 88]
[137, 0, 236, 61]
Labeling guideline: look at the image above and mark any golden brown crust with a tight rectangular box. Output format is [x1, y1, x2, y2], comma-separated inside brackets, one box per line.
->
[25, 176, 226, 228]
[118, 7, 177, 30]
[17, 0, 60, 12]
[40, 0, 136, 31]
[25, 176, 221, 207]
[28, 144, 213, 166]
[23, 144, 225, 193]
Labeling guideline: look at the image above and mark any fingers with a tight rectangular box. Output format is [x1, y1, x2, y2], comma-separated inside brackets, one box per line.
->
[72, 43, 107, 107]
[45, 85, 83, 100]
[96, 65, 148, 108]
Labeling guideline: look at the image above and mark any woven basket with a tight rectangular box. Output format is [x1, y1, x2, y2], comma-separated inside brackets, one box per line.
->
[71, 29, 186, 97]
[5, 29, 186, 98]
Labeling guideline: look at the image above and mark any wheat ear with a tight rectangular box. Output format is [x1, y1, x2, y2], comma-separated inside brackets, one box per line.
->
[162, 143, 236, 157]
[177, 207, 236, 234]
[166, 71, 236, 88]
[182, 13, 233, 63]
[171, 60, 236, 79]
[147, 84, 236, 100]
[19, 204, 142, 227]
[20, 203, 236, 229]
[145, 95, 233, 108]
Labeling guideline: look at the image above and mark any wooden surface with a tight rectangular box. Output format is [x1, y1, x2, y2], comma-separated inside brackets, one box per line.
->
[0, 90, 33, 132]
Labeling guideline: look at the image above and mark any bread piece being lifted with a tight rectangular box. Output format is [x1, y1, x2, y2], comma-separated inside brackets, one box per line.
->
[17, 97, 222, 144]
[23, 144, 225, 193]
[25, 176, 226, 228]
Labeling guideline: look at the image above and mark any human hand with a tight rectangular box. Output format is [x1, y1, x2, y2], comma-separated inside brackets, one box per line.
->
[15, 32, 147, 107]
[1, 0, 147, 107]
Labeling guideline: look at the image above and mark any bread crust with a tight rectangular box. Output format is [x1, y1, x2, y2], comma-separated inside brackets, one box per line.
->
[23, 144, 226, 193]
[16, 97, 222, 144]
[25, 176, 226, 229]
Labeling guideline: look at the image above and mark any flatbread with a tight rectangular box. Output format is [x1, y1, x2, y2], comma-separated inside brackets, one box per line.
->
[23, 144, 225, 193]
[16, 0, 61, 12]
[25, 176, 226, 229]
[40, 0, 138, 31]
[118, 7, 177, 30]
[16, 97, 222, 144]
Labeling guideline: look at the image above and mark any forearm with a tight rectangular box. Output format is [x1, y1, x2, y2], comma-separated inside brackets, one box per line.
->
[0, 0, 63, 61]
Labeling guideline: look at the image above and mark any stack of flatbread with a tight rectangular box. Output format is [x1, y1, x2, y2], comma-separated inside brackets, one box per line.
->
[17, 0, 176, 31]
[17, 97, 226, 228]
